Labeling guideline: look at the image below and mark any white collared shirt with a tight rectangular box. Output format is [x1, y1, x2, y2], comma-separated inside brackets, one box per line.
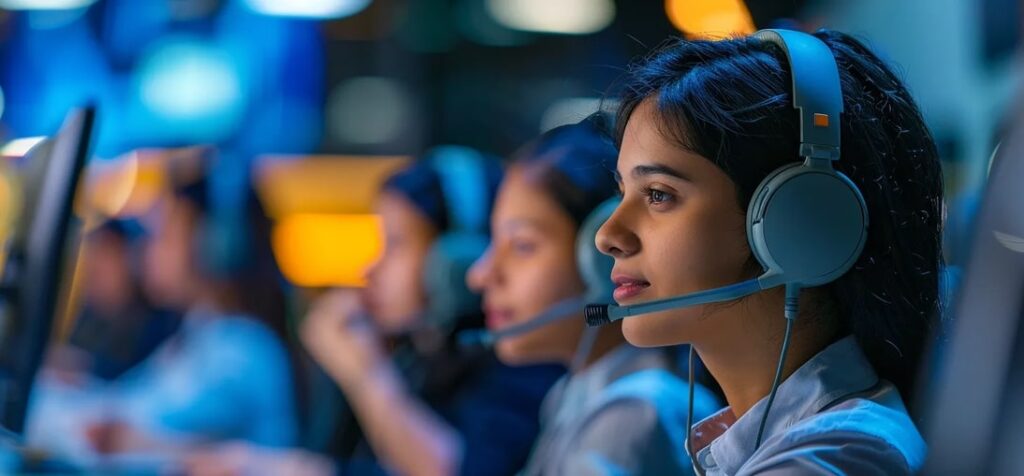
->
[689, 336, 926, 475]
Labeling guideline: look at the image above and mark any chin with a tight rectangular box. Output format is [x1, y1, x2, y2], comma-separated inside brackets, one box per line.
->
[621, 310, 692, 347]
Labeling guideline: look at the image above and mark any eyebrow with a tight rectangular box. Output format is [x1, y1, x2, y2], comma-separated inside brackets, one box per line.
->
[626, 164, 691, 182]
[494, 218, 545, 236]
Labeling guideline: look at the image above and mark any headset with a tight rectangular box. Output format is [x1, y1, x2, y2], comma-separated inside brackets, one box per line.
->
[458, 197, 619, 370]
[420, 146, 497, 332]
[584, 29, 869, 458]
[195, 152, 255, 280]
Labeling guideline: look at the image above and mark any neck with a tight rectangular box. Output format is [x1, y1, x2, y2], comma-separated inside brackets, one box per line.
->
[694, 289, 837, 418]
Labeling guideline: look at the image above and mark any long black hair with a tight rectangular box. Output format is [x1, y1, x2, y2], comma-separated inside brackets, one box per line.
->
[615, 30, 944, 409]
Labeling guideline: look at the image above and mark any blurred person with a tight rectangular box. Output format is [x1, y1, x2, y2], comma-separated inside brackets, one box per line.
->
[45, 219, 180, 383]
[593, 30, 943, 474]
[27, 153, 300, 467]
[465, 118, 721, 475]
[193, 148, 564, 476]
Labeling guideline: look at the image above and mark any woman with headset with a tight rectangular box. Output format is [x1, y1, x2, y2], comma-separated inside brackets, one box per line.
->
[466, 118, 721, 475]
[592, 30, 942, 474]
[28, 152, 300, 464]
[285, 150, 563, 476]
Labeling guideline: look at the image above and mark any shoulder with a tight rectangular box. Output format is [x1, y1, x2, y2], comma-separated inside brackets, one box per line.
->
[563, 389, 692, 475]
[576, 369, 702, 446]
[601, 368, 721, 422]
[197, 317, 291, 371]
[465, 359, 564, 400]
[742, 396, 926, 475]
[203, 317, 285, 349]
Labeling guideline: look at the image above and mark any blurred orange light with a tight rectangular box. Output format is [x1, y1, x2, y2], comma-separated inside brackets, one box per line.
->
[255, 155, 408, 218]
[83, 150, 167, 219]
[272, 213, 383, 288]
[665, 0, 755, 40]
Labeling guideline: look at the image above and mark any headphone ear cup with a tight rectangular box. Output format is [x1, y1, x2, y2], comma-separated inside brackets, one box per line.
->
[576, 198, 620, 302]
[747, 163, 868, 287]
[421, 232, 489, 330]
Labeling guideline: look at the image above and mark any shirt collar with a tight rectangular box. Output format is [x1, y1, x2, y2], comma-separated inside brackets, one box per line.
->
[693, 335, 880, 474]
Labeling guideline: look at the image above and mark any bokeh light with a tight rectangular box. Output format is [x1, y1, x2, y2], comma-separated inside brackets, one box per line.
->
[241, 0, 371, 19]
[135, 37, 246, 143]
[486, 0, 615, 35]
[327, 77, 413, 146]
[0, 0, 96, 10]
[665, 0, 755, 39]
[272, 213, 383, 287]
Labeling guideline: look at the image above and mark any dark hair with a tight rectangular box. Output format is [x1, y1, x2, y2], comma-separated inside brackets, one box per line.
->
[615, 30, 944, 409]
[382, 147, 504, 235]
[169, 160, 290, 343]
[513, 116, 620, 227]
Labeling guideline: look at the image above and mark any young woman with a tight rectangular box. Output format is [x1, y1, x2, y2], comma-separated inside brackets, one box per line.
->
[595, 30, 942, 474]
[28, 153, 299, 465]
[296, 149, 564, 476]
[467, 118, 720, 475]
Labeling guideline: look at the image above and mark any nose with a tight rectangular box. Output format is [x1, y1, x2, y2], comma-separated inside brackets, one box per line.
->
[595, 204, 640, 259]
[466, 245, 495, 292]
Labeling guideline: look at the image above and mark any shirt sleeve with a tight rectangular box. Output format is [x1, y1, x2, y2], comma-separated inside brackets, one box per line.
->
[559, 398, 693, 476]
[116, 319, 297, 447]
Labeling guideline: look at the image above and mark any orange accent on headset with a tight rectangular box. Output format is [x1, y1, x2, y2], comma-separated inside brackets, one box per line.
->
[813, 113, 829, 128]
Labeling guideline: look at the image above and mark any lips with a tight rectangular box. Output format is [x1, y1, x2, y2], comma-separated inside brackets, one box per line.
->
[611, 273, 651, 302]
[483, 304, 515, 330]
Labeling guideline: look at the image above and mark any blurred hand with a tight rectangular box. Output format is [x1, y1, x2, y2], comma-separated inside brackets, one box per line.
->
[184, 442, 334, 476]
[84, 420, 147, 454]
[300, 289, 388, 391]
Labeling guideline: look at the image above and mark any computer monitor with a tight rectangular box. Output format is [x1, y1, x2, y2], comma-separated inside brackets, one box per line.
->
[923, 106, 1024, 474]
[0, 107, 95, 434]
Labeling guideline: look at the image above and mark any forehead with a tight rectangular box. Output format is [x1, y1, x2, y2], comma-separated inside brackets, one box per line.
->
[492, 167, 575, 235]
[617, 99, 722, 182]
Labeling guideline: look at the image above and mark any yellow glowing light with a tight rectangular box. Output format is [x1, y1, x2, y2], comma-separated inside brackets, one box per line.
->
[255, 155, 408, 218]
[0, 160, 21, 244]
[87, 152, 139, 217]
[81, 150, 168, 220]
[665, 0, 755, 40]
[272, 213, 383, 288]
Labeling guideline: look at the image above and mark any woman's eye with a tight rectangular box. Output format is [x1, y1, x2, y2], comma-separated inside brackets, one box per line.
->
[643, 187, 673, 205]
[510, 240, 537, 255]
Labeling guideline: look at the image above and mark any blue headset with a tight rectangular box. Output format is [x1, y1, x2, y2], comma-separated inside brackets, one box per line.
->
[196, 155, 254, 279]
[576, 198, 618, 303]
[420, 146, 495, 331]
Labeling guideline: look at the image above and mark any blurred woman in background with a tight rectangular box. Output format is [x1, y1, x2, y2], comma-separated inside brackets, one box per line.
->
[466, 118, 721, 475]
[193, 148, 564, 476]
[44, 219, 180, 384]
[301, 148, 567, 476]
[28, 151, 300, 467]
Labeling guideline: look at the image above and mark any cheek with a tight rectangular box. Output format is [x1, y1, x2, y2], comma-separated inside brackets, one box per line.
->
[370, 251, 427, 328]
[626, 207, 750, 346]
[493, 253, 585, 364]
[506, 254, 584, 324]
